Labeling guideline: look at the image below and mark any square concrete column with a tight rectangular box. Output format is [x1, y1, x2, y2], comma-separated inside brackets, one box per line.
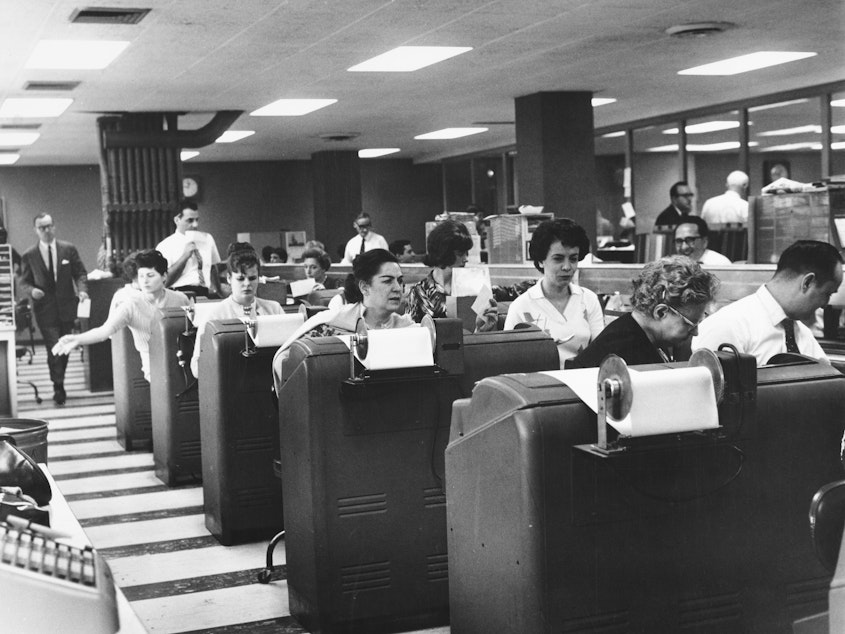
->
[312, 151, 362, 259]
[515, 92, 597, 244]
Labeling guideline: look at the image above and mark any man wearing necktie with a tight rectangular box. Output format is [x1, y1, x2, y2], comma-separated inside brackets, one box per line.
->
[342, 212, 389, 264]
[156, 201, 221, 298]
[692, 240, 843, 366]
[19, 213, 89, 405]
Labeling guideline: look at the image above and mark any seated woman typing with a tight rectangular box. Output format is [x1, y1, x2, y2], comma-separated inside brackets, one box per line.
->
[302, 247, 340, 290]
[504, 218, 605, 367]
[407, 219, 497, 332]
[568, 255, 718, 368]
[52, 249, 191, 382]
[190, 243, 283, 377]
[273, 248, 413, 392]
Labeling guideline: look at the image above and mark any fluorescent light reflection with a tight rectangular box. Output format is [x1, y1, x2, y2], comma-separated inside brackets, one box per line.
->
[833, 99, 845, 108]
[215, 131, 255, 143]
[251, 99, 337, 116]
[663, 121, 739, 135]
[758, 125, 821, 136]
[349, 46, 471, 72]
[602, 131, 626, 138]
[762, 142, 822, 152]
[749, 99, 809, 112]
[358, 148, 401, 158]
[678, 51, 817, 76]
[27, 40, 129, 70]
[648, 141, 744, 152]
[180, 151, 199, 161]
[0, 153, 20, 165]
[415, 127, 488, 140]
[0, 132, 39, 146]
[592, 98, 616, 107]
[0, 98, 72, 118]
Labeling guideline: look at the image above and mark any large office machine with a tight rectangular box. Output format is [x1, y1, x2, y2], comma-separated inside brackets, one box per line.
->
[446, 352, 845, 633]
[111, 326, 151, 451]
[199, 313, 303, 545]
[277, 320, 559, 634]
[148, 306, 202, 485]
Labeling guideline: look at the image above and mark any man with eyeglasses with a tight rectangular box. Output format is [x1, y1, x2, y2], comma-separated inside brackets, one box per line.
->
[655, 181, 695, 229]
[342, 212, 389, 264]
[19, 213, 88, 405]
[692, 240, 843, 366]
[673, 216, 731, 265]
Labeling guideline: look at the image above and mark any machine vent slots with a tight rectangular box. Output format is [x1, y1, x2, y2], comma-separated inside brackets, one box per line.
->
[70, 7, 150, 24]
[24, 81, 80, 92]
[340, 561, 391, 593]
[337, 493, 387, 518]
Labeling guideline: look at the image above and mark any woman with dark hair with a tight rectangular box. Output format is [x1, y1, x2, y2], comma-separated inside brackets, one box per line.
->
[407, 219, 497, 331]
[505, 218, 604, 366]
[569, 255, 718, 368]
[190, 244, 284, 376]
[52, 249, 190, 381]
[273, 249, 413, 390]
[302, 247, 338, 289]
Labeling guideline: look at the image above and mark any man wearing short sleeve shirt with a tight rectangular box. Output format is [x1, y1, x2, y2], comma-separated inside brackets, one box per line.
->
[342, 213, 389, 264]
[156, 201, 221, 297]
[692, 240, 843, 365]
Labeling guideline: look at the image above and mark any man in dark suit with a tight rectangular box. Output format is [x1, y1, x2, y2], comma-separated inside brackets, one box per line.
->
[19, 213, 88, 405]
[654, 181, 695, 228]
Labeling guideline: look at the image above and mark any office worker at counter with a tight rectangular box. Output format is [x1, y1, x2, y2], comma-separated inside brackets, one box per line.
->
[302, 247, 340, 289]
[341, 212, 389, 264]
[156, 200, 221, 297]
[52, 249, 190, 382]
[407, 219, 497, 332]
[190, 244, 283, 377]
[504, 218, 604, 367]
[692, 240, 842, 366]
[569, 255, 717, 368]
[273, 248, 413, 393]
[674, 216, 732, 265]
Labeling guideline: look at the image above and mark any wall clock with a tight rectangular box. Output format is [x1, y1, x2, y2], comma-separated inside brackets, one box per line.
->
[182, 176, 200, 199]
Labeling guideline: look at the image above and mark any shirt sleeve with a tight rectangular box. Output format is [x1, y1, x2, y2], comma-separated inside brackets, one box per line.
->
[503, 294, 525, 330]
[583, 290, 606, 340]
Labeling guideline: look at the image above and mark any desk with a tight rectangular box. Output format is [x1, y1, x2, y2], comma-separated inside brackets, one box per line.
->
[44, 467, 147, 634]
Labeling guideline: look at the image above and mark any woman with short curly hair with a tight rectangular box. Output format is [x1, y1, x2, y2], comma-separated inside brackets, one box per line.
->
[569, 255, 719, 368]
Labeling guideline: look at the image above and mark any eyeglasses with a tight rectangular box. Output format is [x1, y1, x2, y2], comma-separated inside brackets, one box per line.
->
[356, 223, 371, 229]
[665, 304, 701, 329]
[36, 224, 54, 230]
[676, 192, 695, 198]
[673, 236, 702, 247]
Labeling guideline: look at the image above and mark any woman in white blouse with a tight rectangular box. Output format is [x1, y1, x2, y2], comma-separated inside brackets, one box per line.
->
[504, 218, 605, 367]
[190, 243, 284, 377]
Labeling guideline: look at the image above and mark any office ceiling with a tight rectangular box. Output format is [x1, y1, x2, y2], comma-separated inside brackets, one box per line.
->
[1, 0, 843, 166]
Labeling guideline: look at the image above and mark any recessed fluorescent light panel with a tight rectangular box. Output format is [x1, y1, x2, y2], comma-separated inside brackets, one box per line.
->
[180, 151, 199, 161]
[348, 46, 471, 72]
[358, 148, 401, 158]
[0, 153, 20, 165]
[678, 51, 816, 76]
[215, 131, 255, 143]
[0, 132, 39, 146]
[758, 125, 821, 136]
[251, 99, 337, 116]
[0, 98, 72, 118]
[591, 98, 616, 107]
[663, 121, 739, 135]
[648, 142, 743, 152]
[415, 127, 488, 140]
[26, 40, 129, 70]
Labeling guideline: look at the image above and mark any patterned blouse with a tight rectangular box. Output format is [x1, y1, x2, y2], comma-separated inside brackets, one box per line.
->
[407, 271, 447, 322]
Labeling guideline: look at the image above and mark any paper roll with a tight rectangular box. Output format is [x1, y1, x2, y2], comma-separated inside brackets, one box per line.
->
[247, 313, 305, 348]
[356, 327, 434, 370]
[189, 300, 222, 325]
[542, 366, 718, 437]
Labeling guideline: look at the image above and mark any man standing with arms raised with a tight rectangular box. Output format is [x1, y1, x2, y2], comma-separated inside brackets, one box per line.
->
[19, 213, 88, 405]
[156, 201, 221, 297]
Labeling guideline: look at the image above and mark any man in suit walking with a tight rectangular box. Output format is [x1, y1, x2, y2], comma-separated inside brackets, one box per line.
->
[19, 213, 88, 405]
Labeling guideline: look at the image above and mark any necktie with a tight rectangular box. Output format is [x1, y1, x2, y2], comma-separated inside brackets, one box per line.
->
[359, 236, 366, 254]
[195, 250, 205, 287]
[783, 318, 799, 353]
[47, 245, 55, 283]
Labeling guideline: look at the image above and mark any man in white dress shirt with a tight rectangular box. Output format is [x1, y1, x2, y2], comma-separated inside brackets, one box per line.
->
[156, 201, 221, 297]
[692, 240, 843, 365]
[673, 216, 732, 265]
[342, 212, 389, 264]
[701, 171, 749, 225]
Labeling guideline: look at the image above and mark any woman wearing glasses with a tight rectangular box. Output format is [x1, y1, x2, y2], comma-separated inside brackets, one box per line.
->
[568, 255, 718, 368]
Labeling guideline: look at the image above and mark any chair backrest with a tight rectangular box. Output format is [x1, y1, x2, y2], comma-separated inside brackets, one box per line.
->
[307, 288, 343, 307]
[810, 479, 845, 572]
